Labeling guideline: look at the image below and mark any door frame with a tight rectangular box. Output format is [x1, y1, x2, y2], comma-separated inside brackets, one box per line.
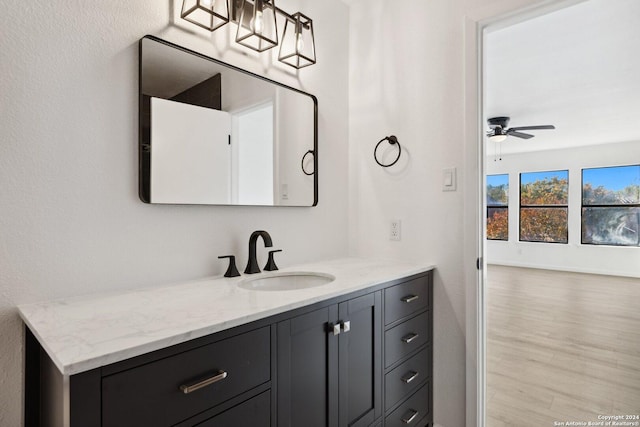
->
[463, 1, 589, 426]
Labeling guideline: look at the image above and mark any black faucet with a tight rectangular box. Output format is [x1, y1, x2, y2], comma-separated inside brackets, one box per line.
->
[244, 230, 273, 274]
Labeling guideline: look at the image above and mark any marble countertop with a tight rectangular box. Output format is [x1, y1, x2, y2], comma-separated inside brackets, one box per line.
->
[18, 258, 434, 376]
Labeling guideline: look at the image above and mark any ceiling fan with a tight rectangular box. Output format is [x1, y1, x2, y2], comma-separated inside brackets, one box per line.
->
[486, 116, 555, 142]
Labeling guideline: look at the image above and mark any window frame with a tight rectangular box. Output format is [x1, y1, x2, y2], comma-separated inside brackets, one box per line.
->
[486, 174, 509, 241]
[581, 164, 640, 247]
[519, 170, 569, 244]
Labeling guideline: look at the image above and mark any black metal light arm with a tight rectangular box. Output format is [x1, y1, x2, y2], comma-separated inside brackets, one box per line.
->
[273, 5, 311, 29]
[229, 0, 309, 28]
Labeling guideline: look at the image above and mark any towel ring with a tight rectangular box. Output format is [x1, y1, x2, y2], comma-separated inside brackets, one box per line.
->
[301, 150, 315, 175]
[374, 135, 402, 167]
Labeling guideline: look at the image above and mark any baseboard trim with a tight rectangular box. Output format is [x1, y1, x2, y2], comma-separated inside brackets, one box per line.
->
[486, 260, 640, 279]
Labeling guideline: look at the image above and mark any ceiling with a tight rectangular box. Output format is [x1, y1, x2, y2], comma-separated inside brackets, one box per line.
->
[485, 0, 640, 154]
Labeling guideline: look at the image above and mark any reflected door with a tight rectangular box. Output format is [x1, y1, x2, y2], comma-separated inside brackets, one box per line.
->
[150, 98, 231, 204]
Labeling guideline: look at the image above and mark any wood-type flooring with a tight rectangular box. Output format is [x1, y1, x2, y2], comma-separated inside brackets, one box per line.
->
[487, 265, 640, 426]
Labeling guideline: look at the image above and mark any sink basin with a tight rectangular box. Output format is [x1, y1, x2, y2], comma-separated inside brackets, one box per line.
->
[238, 272, 335, 291]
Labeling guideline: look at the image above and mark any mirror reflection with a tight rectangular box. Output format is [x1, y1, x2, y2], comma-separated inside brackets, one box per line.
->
[139, 36, 317, 206]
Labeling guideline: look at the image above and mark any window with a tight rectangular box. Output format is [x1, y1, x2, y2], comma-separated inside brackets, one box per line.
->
[520, 170, 568, 243]
[582, 165, 640, 246]
[487, 174, 509, 240]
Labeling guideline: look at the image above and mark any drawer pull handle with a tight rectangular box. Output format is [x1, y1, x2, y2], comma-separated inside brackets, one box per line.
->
[401, 370, 419, 384]
[402, 333, 419, 344]
[180, 370, 227, 394]
[401, 295, 419, 303]
[402, 409, 419, 424]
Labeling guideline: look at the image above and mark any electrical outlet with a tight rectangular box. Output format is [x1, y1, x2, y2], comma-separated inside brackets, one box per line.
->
[390, 219, 401, 241]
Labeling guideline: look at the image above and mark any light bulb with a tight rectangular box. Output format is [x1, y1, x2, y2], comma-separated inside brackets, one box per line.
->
[295, 32, 304, 53]
[252, 10, 264, 34]
[201, 0, 215, 9]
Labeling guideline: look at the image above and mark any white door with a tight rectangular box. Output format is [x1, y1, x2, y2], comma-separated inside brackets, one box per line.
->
[150, 97, 232, 204]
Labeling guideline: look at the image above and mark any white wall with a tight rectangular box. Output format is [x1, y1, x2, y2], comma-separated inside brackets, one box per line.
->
[0, 0, 349, 424]
[347, 0, 548, 426]
[486, 140, 640, 278]
[348, 1, 466, 425]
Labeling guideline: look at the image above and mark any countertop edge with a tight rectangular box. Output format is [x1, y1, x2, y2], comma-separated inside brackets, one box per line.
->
[20, 259, 435, 376]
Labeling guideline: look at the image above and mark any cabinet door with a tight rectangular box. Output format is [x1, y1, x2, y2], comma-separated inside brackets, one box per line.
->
[277, 305, 339, 427]
[338, 292, 382, 427]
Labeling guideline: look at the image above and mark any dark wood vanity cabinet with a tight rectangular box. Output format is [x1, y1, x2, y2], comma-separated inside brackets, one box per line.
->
[339, 292, 383, 427]
[383, 276, 433, 427]
[277, 292, 382, 427]
[277, 305, 337, 427]
[26, 271, 432, 427]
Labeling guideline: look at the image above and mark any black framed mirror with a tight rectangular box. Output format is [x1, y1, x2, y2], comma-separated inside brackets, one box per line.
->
[139, 36, 318, 206]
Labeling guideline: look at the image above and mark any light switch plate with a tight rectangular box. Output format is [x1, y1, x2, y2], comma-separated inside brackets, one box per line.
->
[443, 168, 457, 192]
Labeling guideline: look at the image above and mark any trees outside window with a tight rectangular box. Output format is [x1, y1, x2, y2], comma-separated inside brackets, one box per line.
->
[582, 165, 640, 246]
[520, 171, 569, 243]
[487, 174, 509, 240]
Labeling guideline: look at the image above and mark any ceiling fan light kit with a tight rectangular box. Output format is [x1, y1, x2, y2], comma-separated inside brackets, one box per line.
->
[489, 134, 507, 142]
[486, 116, 555, 141]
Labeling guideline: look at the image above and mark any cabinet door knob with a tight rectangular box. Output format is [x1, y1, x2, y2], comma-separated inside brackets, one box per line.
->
[401, 333, 419, 344]
[401, 295, 419, 303]
[341, 320, 351, 333]
[401, 409, 419, 424]
[180, 370, 228, 394]
[329, 322, 341, 336]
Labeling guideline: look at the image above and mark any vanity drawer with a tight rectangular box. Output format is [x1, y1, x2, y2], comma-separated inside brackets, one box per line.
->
[384, 276, 429, 325]
[385, 311, 430, 368]
[102, 326, 271, 427]
[385, 346, 431, 410]
[384, 384, 430, 427]
[195, 390, 270, 427]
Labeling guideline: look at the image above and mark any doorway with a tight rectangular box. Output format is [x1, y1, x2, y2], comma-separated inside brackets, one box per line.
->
[481, 0, 640, 425]
[231, 101, 275, 205]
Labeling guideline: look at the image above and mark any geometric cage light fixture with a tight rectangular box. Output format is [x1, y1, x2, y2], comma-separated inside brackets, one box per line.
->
[181, 0, 316, 69]
[278, 12, 315, 69]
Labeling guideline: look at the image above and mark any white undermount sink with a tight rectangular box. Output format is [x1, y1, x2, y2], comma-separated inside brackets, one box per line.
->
[238, 272, 335, 291]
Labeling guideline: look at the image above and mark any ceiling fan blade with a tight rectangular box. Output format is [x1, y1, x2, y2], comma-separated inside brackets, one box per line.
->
[507, 130, 534, 139]
[509, 125, 556, 131]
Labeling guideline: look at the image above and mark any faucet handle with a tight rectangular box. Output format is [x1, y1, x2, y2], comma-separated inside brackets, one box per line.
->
[218, 255, 241, 278]
[264, 250, 282, 272]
